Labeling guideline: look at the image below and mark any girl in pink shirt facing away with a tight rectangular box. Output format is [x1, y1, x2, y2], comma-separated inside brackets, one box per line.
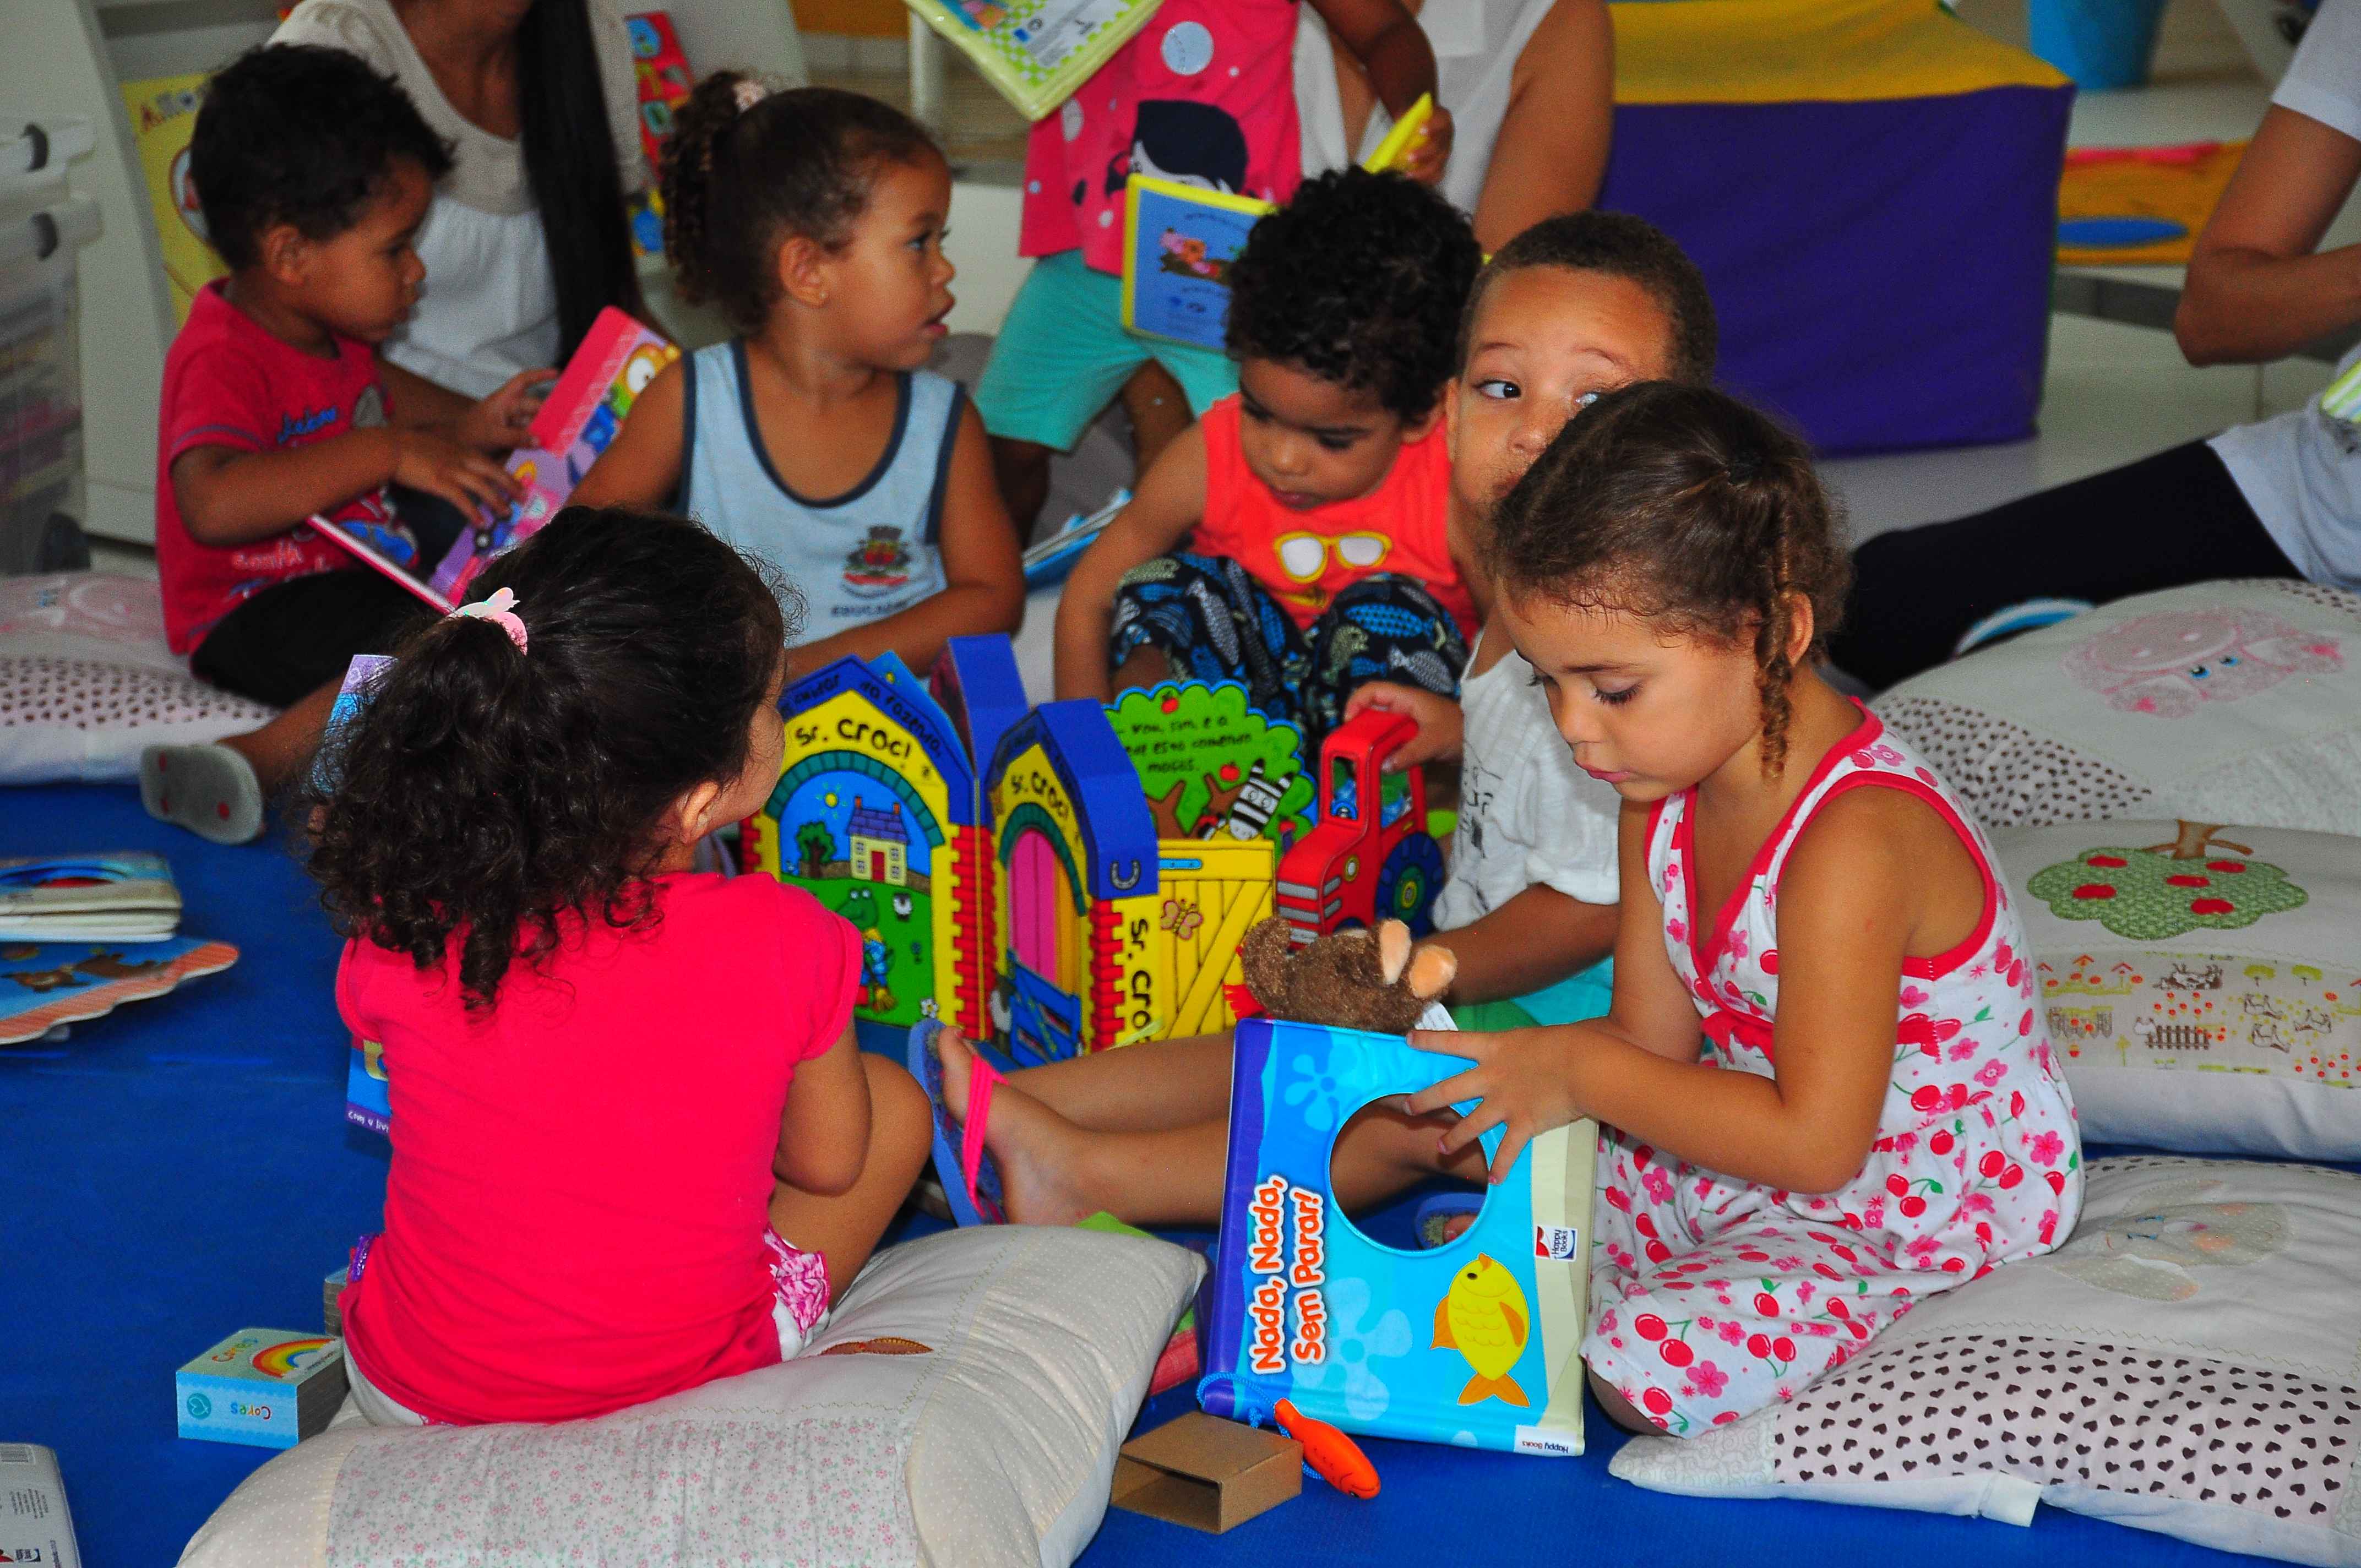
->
[307, 505, 930, 1427]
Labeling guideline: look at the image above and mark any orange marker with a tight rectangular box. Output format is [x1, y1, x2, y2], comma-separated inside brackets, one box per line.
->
[1274, 1399, 1380, 1499]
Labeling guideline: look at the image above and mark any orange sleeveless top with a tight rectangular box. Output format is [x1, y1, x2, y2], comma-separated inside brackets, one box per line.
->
[1190, 395, 1477, 636]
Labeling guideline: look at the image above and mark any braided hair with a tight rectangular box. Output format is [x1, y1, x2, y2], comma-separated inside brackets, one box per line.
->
[661, 74, 939, 333]
[1486, 382, 1851, 775]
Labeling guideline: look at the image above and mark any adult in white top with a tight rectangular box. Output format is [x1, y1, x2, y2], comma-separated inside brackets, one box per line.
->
[271, 0, 650, 416]
[1296, 0, 1614, 251]
[1834, 4, 2361, 692]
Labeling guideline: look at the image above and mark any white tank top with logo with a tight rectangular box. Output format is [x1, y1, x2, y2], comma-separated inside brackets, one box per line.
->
[679, 341, 958, 642]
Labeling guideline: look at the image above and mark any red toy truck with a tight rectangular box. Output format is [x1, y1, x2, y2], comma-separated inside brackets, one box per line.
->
[1272, 709, 1444, 944]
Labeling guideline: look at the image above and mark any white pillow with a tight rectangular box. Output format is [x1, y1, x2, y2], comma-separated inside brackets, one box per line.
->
[1993, 818, 2361, 1159]
[0, 571, 275, 786]
[1875, 580, 2361, 835]
[179, 1224, 1201, 1568]
[1612, 1157, 2361, 1565]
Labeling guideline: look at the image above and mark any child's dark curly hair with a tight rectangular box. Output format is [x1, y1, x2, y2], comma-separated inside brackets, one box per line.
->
[1488, 382, 1851, 775]
[191, 45, 454, 272]
[1226, 168, 1481, 422]
[1457, 211, 1718, 384]
[662, 75, 939, 333]
[304, 508, 791, 1009]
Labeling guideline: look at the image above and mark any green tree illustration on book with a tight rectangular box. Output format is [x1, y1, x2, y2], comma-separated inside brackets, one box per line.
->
[2027, 821, 2308, 941]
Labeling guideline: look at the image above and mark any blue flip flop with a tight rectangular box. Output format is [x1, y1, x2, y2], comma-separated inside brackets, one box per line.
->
[908, 1020, 1007, 1226]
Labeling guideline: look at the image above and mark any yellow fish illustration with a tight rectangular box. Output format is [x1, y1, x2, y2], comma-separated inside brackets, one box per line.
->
[1432, 1253, 1531, 1408]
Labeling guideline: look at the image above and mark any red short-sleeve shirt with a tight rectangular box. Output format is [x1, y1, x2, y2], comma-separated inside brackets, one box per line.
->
[336, 873, 861, 1425]
[155, 281, 400, 653]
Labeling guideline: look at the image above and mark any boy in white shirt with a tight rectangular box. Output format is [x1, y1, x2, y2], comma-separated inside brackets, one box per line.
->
[1348, 210, 1720, 1027]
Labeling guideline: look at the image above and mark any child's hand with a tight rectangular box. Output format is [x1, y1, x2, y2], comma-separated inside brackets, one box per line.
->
[1403, 1025, 1583, 1185]
[456, 369, 555, 451]
[1403, 105, 1455, 186]
[1344, 682, 1464, 769]
[391, 428, 526, 517]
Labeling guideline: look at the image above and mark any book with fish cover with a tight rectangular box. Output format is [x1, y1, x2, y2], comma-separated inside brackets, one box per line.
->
[0, 852, 181, 941]
[1197, 1017, 1592, 1456]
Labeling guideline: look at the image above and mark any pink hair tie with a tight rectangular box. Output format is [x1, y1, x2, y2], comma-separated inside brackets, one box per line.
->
[450, 587, 528, 654]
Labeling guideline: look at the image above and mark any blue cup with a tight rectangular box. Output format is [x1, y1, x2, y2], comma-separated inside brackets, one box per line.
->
[2027, 0, 2168, 89]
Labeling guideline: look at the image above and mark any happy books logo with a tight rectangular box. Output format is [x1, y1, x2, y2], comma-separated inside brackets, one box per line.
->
[0, 1548, 48, 1561]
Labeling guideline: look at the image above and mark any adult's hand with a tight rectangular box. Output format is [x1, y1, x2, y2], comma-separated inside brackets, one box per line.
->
[2176, 105, 2361, 366]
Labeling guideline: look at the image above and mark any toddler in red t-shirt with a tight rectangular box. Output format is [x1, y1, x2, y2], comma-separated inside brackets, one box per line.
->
[310, 507, 930, 1427]
[142, 45, 543, 843]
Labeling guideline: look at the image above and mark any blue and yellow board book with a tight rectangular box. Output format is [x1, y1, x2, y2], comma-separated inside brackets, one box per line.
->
[1198, 1017, 1593, 1455]
[1121, 95, 1432, 352]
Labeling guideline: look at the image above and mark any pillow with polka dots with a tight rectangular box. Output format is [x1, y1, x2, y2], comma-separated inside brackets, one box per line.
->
[1873, 580, 2361, 836]
[1994, 818, 2361, 1160]
[0, 571, 274, 786]
[1612, 1156, 2361, 1564]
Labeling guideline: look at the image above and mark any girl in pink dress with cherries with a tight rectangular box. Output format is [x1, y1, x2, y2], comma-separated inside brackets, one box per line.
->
[1407, 380, 2083, 1436]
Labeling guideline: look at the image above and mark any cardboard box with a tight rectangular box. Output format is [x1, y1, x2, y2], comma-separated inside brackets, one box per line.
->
[176, 1330, 347, 1449]
[1110, 1413, 1300, 1533]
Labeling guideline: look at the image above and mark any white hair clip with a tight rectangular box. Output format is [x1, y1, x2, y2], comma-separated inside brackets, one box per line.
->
[449, 587, 528, 654]
[733, 78, 770, 113]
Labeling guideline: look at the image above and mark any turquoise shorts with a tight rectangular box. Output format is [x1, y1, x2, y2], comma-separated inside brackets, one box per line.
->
[1448, 959, 1616, 1032]
[973, 250, 1240, 452]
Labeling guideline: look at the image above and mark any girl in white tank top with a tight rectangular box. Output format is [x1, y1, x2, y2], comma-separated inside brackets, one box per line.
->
[570, 78, 1022, 672]
[1406, 380, 2081, 1438]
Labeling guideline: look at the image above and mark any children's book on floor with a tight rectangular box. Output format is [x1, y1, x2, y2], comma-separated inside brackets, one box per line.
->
[0, 933, 241, 1046]
[0, 852, 180, 941]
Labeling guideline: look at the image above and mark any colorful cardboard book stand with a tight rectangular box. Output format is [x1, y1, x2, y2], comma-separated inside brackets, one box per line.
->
[1199, 1019, 1594, 1456]
[743, 649, 1002, 1050]
[983, 700, 1159, 1064]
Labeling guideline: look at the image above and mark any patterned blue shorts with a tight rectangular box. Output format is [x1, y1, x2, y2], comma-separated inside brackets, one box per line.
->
[1109, 553, 1468, 737]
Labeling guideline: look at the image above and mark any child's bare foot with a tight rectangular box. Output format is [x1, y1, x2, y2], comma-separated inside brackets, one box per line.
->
[937, 1028, 1104, 1227]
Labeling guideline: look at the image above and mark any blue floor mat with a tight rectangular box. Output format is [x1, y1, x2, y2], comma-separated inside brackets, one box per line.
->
[0, 782, 2273, 1566]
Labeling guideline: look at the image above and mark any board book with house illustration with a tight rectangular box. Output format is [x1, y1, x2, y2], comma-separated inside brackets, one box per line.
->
[1121, 95, 1433, 351]
[1197, 1016, 1592, 1457]
[903, 0, 1165, 121]
[428, 308, 679, 602]
[0, 852, 181, 941]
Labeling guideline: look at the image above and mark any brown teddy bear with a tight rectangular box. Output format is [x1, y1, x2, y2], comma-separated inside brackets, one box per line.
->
[1238, 917, 1457, 1035]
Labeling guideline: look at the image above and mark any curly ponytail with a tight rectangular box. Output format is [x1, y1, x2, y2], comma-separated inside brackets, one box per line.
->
[661, 75, 937, 332]
[305, 508, 793, 1009]
[1486, 382, 1851, 777]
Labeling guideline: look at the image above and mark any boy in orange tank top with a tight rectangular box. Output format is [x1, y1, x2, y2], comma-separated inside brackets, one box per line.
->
[1051, 168, 1486, 738]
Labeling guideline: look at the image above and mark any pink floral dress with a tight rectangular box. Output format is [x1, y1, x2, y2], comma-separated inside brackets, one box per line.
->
[1585, 710, 2082, 1436]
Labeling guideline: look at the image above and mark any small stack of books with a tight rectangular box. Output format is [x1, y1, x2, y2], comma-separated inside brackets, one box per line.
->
[0, 852, 181, 942]
[0, 854, 239, 1047]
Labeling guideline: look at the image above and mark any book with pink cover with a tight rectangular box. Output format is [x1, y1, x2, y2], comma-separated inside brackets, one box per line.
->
[430, 308, 680, 602]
